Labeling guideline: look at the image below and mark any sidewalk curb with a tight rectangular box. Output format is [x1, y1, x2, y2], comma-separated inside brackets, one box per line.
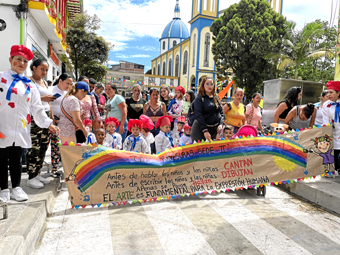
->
[279, 178, 340, 215]
[0, 178, 60, 255]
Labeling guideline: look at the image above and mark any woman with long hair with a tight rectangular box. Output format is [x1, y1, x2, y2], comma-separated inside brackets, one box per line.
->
[274, 86, 302, 123]
[191, 77, 223, 142]
[105, 83, 128, 141]
[284, 103, 317, 130]
[49, 73, 73, 176]
[314, 90, 329, 126]
[160, 86, 171, 109]
[26, 59, 57, 188]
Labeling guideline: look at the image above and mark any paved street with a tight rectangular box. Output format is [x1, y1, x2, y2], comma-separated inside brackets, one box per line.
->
[34, 184, 340, 255]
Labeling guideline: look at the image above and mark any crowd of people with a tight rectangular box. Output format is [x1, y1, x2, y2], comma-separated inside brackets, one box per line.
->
[0, 45, 339, 204]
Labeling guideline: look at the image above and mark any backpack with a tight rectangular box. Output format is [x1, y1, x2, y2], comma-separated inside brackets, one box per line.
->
[187, 97, 204, 126]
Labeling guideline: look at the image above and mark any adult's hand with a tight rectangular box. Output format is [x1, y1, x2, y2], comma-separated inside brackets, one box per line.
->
[119, 123, 124, 134]
[82, 129, 88, 139]
[217, 125, 222, 135]
[41, 95, 56, 102]
[204, 131, 211, 142]
[49, 124, 59, 136]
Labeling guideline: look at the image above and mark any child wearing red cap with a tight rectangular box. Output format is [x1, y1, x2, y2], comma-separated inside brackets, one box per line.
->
[103, 117, 122, 149]
[83, 119, 97, 145]
[139, 115, 155, 153]
[178, 123, 192, 145]
[172, 116, 186, 146]
[155, 116, 173, 153]
[322, 80, 340, 177]
[123, 119, 149, 153]
[0, 45, 59, 202]
[167, 86, 185, 120]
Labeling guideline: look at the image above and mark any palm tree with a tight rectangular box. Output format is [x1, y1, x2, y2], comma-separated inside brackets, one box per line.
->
[268, 21, 335, 79]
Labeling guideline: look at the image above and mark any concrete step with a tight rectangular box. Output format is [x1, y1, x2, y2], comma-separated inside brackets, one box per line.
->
[279, 176, 340, 215]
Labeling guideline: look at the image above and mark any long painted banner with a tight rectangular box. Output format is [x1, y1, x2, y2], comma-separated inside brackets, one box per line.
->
[60, 126, 334, 208]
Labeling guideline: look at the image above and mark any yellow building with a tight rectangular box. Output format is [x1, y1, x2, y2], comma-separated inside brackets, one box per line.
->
[146, 0, 283, 93]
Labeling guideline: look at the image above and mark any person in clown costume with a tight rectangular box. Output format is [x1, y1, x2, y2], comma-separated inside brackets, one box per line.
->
[0, 45, 59, 203]
[103, 117, 122, 149]
[322, 80, 340, 177]
[155, 115, 173, 153]
[123, 119, 149, 153]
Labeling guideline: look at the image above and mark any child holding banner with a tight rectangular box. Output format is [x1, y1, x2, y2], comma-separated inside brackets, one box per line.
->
[139, 115, 155, 153]
[123, 119, 149, 153]
[172, 116, 185, 146]
[104, 117, 122, 150]
[155, 116, 173, 153]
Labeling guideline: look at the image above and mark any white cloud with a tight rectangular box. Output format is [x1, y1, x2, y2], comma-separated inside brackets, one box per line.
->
[107, 60, 119, 65]
[133, 45, 158, 52]
[131, 54, 151, 58]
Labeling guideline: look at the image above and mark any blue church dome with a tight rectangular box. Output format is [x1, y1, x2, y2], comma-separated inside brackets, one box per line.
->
[160, 19, 189, 40]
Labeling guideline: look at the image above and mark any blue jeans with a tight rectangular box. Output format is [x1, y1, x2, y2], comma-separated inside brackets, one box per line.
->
[115, 120, 128, 142]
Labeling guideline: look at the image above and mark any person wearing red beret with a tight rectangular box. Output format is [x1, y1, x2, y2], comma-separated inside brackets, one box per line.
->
[179, 123, 192, 145]
[83, 119, 97, 145]
[0, 45, 59, 203]
[103, 117, 122, 149]
[139, 114, 155, 153]
[123, 119, 149, 153]
[155, 116, 173, 153]
[322, 81, 340, 177]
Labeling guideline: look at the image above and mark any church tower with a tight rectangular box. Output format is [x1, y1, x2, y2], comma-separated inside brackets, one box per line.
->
[188, 0, 219, 92]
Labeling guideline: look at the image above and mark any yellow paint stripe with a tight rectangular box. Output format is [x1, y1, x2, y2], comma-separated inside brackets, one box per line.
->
[28, 2, 56, 26]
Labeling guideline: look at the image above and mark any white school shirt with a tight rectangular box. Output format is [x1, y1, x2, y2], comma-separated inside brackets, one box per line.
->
[0, 70, 52, 148]
[104, 132, 122, 149]
[123, 135, 149, 153]
[322, 99, 340, 149]
[172, 129, 184, 146]
[31, 78, 51, 112]
[49, 85, 67, 117]
[179, 134, 191, 145]
[140, 132, 155, 153]
[155, 130, 172, 154]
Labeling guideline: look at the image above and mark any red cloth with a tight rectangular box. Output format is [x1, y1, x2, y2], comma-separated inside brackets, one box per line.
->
[183, 123, 191, 131]
[326, 81, 340, 92]
[127, 119, 142, 132]
[139, 114, 154, 130]
[10, 45, 34, 61]
[175, 86, 185, 96]
[83, 119, 92, 126]
[105, 117, 119, 128]
[176, 116, 186, 123]
[156, 115, 173, 128]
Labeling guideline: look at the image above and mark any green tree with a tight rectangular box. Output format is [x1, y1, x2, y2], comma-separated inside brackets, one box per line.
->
[81, 61, 108, 81]
[271, 20, 335, 79]
[65, 12, 112, 80]
[211, 0, 286, 99]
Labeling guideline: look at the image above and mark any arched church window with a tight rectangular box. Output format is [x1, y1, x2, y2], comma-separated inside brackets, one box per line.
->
[204, 33, 210, 67]
[163, 41, 165, 50]
[153, 66, 156, 75]
[163, 62, 166, 76]
[183, 51, 188, 75]
[158, 64, 160, 75]
[192, 34, 196, 67]
[173, 41, 177, 47]
[168, 59, 172, 76]
[175, 55, 180, 77]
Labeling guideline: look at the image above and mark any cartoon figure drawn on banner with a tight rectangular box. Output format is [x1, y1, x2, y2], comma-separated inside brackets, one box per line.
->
[309, 135, 334, 172]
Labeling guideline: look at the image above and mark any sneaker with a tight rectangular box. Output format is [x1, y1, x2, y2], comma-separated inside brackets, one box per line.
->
[335, 170, 339, 177]
[10, 187, 28, 202]
[36, 174, 51, 185]
[27, 176, 44, 189]
[0, 189, 10, 203]
[50, 171, 61, 178]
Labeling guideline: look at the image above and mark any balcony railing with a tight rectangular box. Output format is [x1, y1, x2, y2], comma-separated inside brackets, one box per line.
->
[30, 0, 58, 20]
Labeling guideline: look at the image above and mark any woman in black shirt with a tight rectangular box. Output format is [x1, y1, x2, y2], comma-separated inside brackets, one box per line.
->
[125, 84, 146, 120]
[192, 77, 223, 142]
[274, 87, 302, 123]
[160, 86, 171, 110]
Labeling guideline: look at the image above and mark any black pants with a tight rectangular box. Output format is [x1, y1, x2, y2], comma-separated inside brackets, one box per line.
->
[76, 130, 86, 144]
[191, 120, 218, 143]
[334, 149, 340, 171]
[0, 146, 24, 189]
[26, 116, 50, 179]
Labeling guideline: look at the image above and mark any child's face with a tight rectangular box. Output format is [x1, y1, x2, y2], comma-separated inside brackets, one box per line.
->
[175, 91, 182, 99]
[95, 130, 105, 144]
[131, 126, 140, 136]
[177, 123, 184, 131]
[87, 124, 92, 130]
[184, 128, 191, 135]
[160, 124, 171, 134]
[224, 130, 233, 139]
[107, 123, 116, 134]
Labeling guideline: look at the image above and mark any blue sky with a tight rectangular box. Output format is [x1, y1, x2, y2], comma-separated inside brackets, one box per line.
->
[85, 0, 338, 72]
